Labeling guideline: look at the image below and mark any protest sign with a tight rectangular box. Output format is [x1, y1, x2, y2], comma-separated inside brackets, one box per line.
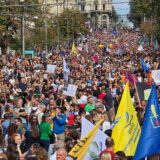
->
[63, 84, 77, 97]
[47, 65, 56, 74]
[152, 70, 160, 86]
[144, 89, 151, 101]
[135, 82, 151, 102]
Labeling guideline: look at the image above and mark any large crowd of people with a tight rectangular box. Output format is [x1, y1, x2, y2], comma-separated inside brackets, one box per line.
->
[0, 28, 160, 160]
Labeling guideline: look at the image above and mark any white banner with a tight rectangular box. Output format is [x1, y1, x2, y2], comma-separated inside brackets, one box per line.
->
[152, 70, 160, 86]
[63, 84, 77, 97]
[81, 117, 108, 160]
[47, 65, 56, 74]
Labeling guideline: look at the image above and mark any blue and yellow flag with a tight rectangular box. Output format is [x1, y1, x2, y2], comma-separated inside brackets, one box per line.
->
[134, 84, 160, 160]
[72, 42, 78, 54]
[140, 57, 149, 73]
[68, 119, 103, 160]
[112, 81, 141, 156]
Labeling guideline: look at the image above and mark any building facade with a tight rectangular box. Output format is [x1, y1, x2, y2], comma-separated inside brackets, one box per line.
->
[39, 0, 112, 29]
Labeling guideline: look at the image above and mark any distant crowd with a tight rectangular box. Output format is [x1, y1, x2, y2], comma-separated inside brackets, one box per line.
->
[0, 28, 160, 160]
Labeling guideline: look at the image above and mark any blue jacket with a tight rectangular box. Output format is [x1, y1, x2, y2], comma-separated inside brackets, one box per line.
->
[2, 120, 10, 134]
[53, 114, 66, 135]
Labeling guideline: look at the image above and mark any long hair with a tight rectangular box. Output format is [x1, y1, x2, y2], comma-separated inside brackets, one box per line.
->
[41, 113, 50, 124]
[30, 123, 40, 138]
[0, 128, 5, 148]
[7, 123, 17, 137]
[100, 152, 112, 160]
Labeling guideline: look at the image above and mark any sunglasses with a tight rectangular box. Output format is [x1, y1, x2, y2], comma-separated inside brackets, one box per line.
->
[50, 108, 54, 110]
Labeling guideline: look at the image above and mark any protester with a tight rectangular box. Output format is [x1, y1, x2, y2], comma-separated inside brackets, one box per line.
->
[0, 27, 160, 160]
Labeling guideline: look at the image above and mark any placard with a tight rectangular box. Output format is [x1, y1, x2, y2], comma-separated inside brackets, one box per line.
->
[144, 89, 151, 101]
[63, 84, 77, 97]
[152, 70, 160, 86]
[47, 65, 56, 74]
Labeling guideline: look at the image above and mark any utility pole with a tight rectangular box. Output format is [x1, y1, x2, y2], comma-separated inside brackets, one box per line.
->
[44, 0, 48, 55]
[72, 11, 74, 43]
[20, 0, 25, 58]
[67, 0, 69, 49]
[56, 0, 60, 50]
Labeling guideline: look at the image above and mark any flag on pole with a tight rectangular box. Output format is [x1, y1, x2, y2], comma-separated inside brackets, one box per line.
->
[60, 50, 66, 57]
[140, 58, 149, 73]
[134, 84, 160, 160]
[72, 42, 78, 54]
[68, 119, 103, 160]
[123, 70, 137, 88]
[112, 81, 141, 156]
[81, 117, 108, 160]
[112, 30, 118, 36]
[63, 57, 70, 82]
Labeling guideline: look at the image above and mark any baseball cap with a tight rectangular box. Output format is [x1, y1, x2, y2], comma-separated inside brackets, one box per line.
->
[96, 104, 104, 109]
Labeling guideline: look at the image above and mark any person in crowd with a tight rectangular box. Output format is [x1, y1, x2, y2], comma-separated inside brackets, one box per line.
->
[56, 148, 67, 160]
[27, 115, 39, 131]
[99, 137, 115, 160]
[100, 152, 112, 160]
[35, 103, 46, 125]
[66, 103, 76, 125]
[35, 147, 48, 160]
[14, 117, 26, 142]
[25, 123, 40, 151]
[2, 113, 10, 135]
[39, 114, 52, 152]
[53, 106, 66, 141]
[85, 97, 95, 113]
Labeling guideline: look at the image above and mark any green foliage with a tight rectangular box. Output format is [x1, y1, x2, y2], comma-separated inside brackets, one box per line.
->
[112, 6, 119, 24]
[56, 9, 89, 42]
[9, 38, 21, 51]
[0, 0, 40, 54]
[129, 0, 160, 41]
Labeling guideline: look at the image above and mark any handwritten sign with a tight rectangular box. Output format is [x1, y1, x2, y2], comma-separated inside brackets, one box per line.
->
[63, 84, 77, 97]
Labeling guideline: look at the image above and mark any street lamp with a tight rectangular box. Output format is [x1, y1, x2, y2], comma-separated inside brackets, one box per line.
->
[44, 0, 48, 55]
[19, 0, 25, 58]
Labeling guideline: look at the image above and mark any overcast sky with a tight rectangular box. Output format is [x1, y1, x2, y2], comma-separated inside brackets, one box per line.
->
[112, 0, 133, 26]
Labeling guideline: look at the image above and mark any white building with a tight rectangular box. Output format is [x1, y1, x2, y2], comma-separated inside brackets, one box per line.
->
[39, 0, 113, 29]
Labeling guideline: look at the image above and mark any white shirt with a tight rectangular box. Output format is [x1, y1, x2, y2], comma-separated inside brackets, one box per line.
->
[50, 152, 57, 160]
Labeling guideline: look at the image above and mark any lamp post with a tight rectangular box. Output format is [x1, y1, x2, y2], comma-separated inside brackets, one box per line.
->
[20, 0, 25, 58]
[56, 0, 60, 51]
[44, 0, 48, 54]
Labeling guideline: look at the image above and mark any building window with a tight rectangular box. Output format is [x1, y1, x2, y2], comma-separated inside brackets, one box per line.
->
[103, 15, 107, 20]
[95, 4, 98, 10]
[81, 5, 85, 11]
[103, 4, 105, 10]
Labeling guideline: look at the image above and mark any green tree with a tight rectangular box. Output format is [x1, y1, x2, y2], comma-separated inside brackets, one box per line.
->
[0, 0, 41, 54]
[112, 6, 119, 24]
[55, 9, 89, 44]
[129, 0, 160, 41]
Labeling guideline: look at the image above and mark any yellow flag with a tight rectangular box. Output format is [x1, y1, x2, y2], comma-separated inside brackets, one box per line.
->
[112, 81, 141, 156]
[72, 42, 78, 54]
[69, 119, 103, 160]
[109, 43, 112, 47]
[99, 44, 104, 48]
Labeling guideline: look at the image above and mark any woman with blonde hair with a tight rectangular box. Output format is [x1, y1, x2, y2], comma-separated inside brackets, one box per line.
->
[100, 152, 112, 160]
[0, 153, 8, 160]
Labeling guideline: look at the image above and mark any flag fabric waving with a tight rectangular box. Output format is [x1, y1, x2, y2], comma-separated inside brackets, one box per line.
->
[68, 119, 103, 160]
[123, 70, 137, 88]
[63, 57, 70, 82]
[72, 42, 78, 54]
[134, 84, 160, 160]
[81, 117, 108, 160]
[140, 58, 149, 73]
[112, 81, 141, 156]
